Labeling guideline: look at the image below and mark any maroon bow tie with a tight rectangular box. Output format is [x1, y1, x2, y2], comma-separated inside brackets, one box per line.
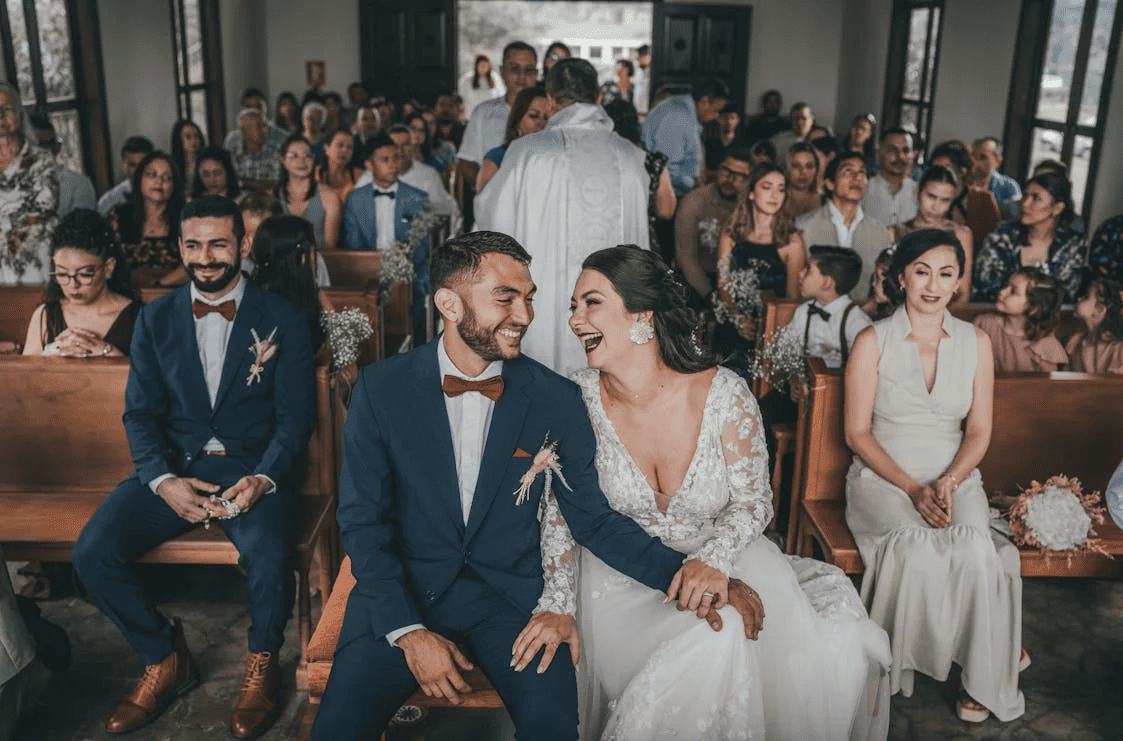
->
[441, 374, 504, 402]
[192, 299, 236, 322]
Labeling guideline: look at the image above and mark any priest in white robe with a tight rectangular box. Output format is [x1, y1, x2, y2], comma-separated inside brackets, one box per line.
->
[475, 58, 651, 376]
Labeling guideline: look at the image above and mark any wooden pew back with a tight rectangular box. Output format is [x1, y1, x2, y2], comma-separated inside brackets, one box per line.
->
[0, 286, 43, 345]
[320, 251, 380, 290]
[756, 291, 802, 398]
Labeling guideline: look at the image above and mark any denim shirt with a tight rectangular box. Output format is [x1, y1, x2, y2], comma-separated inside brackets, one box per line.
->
[642, 94, 702, 196]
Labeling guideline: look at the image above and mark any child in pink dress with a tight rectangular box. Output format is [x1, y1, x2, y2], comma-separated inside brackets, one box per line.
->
[1066, 277, 1123, 374]
[973, 266, 1067, 372]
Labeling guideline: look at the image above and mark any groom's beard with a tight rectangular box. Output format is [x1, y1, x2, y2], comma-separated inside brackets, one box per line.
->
[459, 303, 524, 362]
[187, 261, 240, 293]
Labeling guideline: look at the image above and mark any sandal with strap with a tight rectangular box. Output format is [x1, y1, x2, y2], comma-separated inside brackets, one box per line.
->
[956, 694, 990, 723]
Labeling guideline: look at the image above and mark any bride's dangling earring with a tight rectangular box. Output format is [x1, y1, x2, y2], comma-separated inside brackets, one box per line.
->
[629, 320, 654, 345]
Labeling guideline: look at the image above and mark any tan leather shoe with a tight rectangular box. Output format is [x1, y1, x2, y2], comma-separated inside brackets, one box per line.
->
[229, 651, 279, 739]
[106, 618, 200, 734]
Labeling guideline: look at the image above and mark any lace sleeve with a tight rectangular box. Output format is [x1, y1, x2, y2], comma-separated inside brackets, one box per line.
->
[688, 374, 774, 575]
[534, 490, 578, 616]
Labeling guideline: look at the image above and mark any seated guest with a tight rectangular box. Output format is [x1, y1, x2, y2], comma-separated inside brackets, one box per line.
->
[475, 86, 548, 192]
[98, 135, 154, 215]
[859, 247, 894, 321]
[29, 112, 95, 218]
[238, 191, 283, 275]
[23, 209, 140, 357]
[784, 244, 872, 369]
[302, 102, 327, 148]
[702, 101, 743, 179]
[351, 106, 382, 153]
[170, 119, 205, 194]
[322, 91, 344, 134]
[796, 151, 894, 299]
[973, 170, 1085, 302]
[771, 102, 814, 163]
[72, 195, 315, 739]
[846, 229, 1025, 725]
[343, 132, 430, 339]
[784, 141, 822, 219]
[808, 126, 841, 189]
[316, 128, 363, 206]
[1087, 212, 1123, 282]
[226, 88, 288, 150]
[251, 214, 328, 355]
[969, 136, 1022, 218]
[674, 148, 751, 299]
[384, 124, 460, 233]
[973, 267, 1066, 372]
[862, 128, 917, 227]
[743, 88, 787, 144]
[891, 165, 974, 302]
[190, 145, 241, 201]
[343, 82, 369, 129]
[1066, 277, 1123, 373]
[748, 138, 777, 164]
[108, 150, 188, 287]
[226, 108, 282, 187]
[275, 91, 301, 134]
[642, 77, 730, 195]
[929, 140, 1001, 245]
[276, 134, 341, 259]
[844, 112, 877, 163]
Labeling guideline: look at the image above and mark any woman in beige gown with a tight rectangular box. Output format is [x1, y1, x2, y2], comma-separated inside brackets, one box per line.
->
[844, 228, 1025, 723]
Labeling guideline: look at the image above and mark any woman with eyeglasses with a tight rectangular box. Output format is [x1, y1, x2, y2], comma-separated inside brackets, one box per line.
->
[108, 150, 188, 287]
[23, 209, 140, 357]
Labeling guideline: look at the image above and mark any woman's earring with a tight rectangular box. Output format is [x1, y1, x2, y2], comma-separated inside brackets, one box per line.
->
[629, 320, 655, 345]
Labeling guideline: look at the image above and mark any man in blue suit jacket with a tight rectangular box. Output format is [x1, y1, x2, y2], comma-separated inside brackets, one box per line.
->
[312, 232, 733, 741]
[344, 131, 431, 342]
[73, 196, 315, 738]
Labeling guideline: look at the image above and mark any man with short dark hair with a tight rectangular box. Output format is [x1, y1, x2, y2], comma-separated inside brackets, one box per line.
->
[97, 136, 154, 215]
[675, 148, 752, 298]
[862, 127, 918, 226]
[970, 136, 1022, 214]
[744, 89, 787, 144]
[476, 58, 653, 374]
[72, 195, 315, 738]
[770, 102, 814, 162]
[642, 77, 730, 195]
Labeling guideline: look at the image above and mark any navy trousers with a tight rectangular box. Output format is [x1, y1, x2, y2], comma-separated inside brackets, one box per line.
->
[72, 455, 296, 665]
[311, 573, 578, 741]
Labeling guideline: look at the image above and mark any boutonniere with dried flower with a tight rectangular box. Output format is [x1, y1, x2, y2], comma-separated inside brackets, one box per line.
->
[514, 435, 571, 507]
[246, 327, 279, 386]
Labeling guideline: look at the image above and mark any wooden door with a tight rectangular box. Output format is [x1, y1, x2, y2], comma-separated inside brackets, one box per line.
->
[359, 0, 457, 105]
[649, 3, 751, 111]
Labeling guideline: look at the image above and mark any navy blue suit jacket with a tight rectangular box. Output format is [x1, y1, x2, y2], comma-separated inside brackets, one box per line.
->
[336, 340, 686, 640]
[124, 280, 316, 488]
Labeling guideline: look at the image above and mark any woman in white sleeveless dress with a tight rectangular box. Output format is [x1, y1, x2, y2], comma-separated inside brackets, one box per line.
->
[844, 228, 1025, 723]
[537, 245, 891, 741]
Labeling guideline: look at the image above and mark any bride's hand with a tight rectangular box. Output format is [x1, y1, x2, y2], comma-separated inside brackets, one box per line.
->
[908, 482, 951, 528]
[510, 612, 580, 674]
[692, 578, 766, 640]
[666, 558, 728, 613]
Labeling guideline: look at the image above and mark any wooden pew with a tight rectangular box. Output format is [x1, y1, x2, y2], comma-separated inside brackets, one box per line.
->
[320, 251, 413, 357]
[0, 356, 343, 685]
[792, 356, 1123, 577]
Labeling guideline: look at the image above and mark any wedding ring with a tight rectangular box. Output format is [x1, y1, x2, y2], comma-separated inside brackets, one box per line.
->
[703, 591, 715, 598]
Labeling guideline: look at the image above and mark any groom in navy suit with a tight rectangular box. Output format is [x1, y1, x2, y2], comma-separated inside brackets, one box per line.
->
[312, 231, 732, 741]
[73, 196, 315, 738]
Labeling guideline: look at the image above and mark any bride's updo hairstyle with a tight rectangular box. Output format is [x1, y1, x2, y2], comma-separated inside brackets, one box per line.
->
[885, 227, 965, 305]
[582, 245, 717, 373]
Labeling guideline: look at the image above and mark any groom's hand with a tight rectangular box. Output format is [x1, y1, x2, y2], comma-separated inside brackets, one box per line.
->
[397, 630, 474, 704]
[666, 558, 728, 613]
[511, 612, 580, 674]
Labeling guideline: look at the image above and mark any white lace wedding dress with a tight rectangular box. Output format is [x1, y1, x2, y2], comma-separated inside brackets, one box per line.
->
[542, 367, 892, 741]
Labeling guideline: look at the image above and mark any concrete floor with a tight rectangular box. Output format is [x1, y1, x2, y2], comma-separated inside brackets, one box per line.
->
[11, 564, 1123, 741]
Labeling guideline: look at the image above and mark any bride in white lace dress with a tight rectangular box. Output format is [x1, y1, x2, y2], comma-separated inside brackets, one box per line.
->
[545, 246, 892, 741]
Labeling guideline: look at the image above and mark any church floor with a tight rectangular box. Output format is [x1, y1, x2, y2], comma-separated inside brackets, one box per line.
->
[12, 565, 1123, 741]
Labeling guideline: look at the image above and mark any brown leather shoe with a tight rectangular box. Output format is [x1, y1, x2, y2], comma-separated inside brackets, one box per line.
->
[229, 651, 280, 739]
[106, 618, 200, 734]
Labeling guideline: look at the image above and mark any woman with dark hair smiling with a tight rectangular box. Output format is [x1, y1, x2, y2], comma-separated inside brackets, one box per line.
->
[276, 133, 341, 256]
[170, 119, 205, 194]
[315, 128, 363, 206]
[108, 150, 187, 286]
[190, 145, 241, 201]
[475, 86, 549, 192]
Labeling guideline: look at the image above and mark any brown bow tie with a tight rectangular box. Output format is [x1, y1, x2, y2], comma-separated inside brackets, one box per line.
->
[441, 374, 504, 402]
[192, 299, 237, 322]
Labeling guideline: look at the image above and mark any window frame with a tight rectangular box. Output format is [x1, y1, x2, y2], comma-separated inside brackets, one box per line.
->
[168, 0, 226, 145]
[881, 0, 945, 148]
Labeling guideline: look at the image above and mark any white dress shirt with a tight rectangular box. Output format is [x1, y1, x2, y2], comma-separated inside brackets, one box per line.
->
[785, 294, 873, 369]
[400, 160, 461, 234]
[373, 181, 399, 252]
[458, 97, 511, 166]
[827, 200, 865, 249]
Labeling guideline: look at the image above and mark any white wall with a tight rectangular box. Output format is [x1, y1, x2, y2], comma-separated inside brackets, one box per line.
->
[1089, 45, 1123, 231]
[263, 0, 361, 102]
[833, 0, 891, 136]
[220, 0, 269, 131]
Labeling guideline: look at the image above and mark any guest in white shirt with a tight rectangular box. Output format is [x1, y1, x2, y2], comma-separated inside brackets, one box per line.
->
[786, 245, 873, 371]
[861, 128, 917, 227]
[458, 53, 506, 120]
[97, 136, 153, 215]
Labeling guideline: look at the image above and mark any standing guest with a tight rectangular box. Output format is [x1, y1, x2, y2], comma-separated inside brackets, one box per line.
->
[861, 128, 917, 227]
[1066, 277, 1123, 373]
[275, 92, 301, 134]
[191, 146, 241, 201]
[845, 112, 878, 163]
[797, 151, 894, 299]
[969, 137, 1022, 216]
[475, 86, 548, 192]
[974, 267, 1067, 372]
[632, 44, 651, 114]
[0, 82, 58, 285]
[770, 102, 814, 162]
[23, 209, 140, 357]
[972, 170, 1085, 302]
[541, 40, 571, 81]
[603, 98, 676, 256]
[29, 113, 94, 218]
[702, 101, 742, 179]
[226, 109, 283, 188]
[784, 141, 821, 219]
[459, 53, 506, 120]
[743, 89, 787, 145]
[170, 120, 205, 194]
[276, 134, 341, 257]
[108, 151, 187, 287]
[302, 102, 327, 148]
[890, 165, 974, 302]
[599, 59, 635, 106]
[845, 229, 1025, 725]
[642, 77, 730, 195]
[1087, 212, 1123, 282]
[477, 58, 655, 375]
[674, 149, 751, 299]
[316, 128, 363, 206]
[72, 195, 315, 739]
[343, 132, 430, 340]
[98, 136, 154, 215]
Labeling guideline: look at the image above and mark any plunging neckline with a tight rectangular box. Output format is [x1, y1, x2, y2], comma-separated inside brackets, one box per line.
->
[900, 308, 951, 396]
[592, 369, 720, 514]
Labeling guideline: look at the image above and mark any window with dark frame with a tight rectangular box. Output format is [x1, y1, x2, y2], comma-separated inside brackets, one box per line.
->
[169, 0, 225, 146]
[881, 0, 944, 151]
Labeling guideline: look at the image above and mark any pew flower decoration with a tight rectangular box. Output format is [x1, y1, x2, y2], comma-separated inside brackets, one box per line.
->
[246, 327, 279, 386]
[514, 436, 572, 509]
[321, 308, 373, 372]
[712, 257, 770, 327]
[378, 203, 442, 306]
[698, 218, 722, 257]
[1007, 475, 1108, 562]
[748, 324, 809, 390]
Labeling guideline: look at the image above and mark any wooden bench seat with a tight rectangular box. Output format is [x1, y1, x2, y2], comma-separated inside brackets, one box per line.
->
[792, 356, 1123, 578]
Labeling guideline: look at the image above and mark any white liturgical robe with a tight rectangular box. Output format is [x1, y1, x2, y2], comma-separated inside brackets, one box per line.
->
[475, 102, 651, 376]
